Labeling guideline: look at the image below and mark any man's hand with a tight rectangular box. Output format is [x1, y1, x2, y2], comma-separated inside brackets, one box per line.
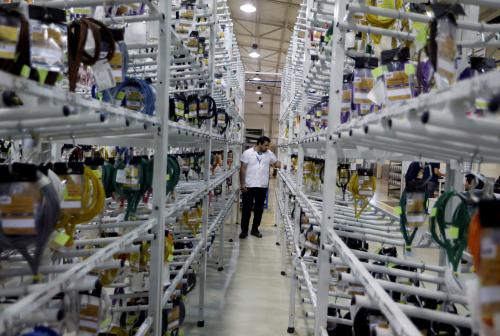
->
[273, 161, 282, 169]
[240, 184, 248, 193]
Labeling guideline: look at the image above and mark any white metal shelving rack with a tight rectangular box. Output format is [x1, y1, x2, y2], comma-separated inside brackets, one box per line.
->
[278, 0, 500, 335]
[0, 0, 245, 334]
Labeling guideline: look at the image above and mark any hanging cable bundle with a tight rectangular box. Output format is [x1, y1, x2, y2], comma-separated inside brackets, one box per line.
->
[113, 78, 156, 115]
[347, 168, 376, 218]
[214, 108, 230, 134]
[429, 190, 471, 271]
[198, 94, 216, 127]
[362, 0, 404, 45]
[166, 155, 181, 195]
[398, 182, 429, 250]
[67, 17, 116, 92]
[112, 156, 146, 220]
[172, 94, 189, 123]
[0, 6, 30, 77]
[336, 164, 351, 200]
[0, 163, 60, 275]
[55, 163, 105, 244]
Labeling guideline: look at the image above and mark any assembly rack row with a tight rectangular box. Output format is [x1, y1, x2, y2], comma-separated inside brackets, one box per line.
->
[0, 166, 240, 334]
[277, 170, 474, 336]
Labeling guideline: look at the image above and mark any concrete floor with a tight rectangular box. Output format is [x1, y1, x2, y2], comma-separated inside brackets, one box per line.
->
[181, 178, 442, 335]
[183, 179, 313, 335]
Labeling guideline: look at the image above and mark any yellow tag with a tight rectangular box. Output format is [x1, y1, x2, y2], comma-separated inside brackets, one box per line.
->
[116, 91, 126, 100]
[54, 230, 71, 246]
[21, 65, 30, 78]
[430, 207, 437, 218]
[394, 206, 402, 216]
[415, 26, 428, 51]
[372, 66, 387, 78]
[447, 226, 459, 239]
[166, 174, 170, 181]
[404, 63, 416, 76]
[168, 254, 174, 262]
[38, 68, 49, 85]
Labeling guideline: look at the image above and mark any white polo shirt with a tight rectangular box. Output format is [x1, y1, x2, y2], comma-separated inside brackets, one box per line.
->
[241, 147, 277, 188]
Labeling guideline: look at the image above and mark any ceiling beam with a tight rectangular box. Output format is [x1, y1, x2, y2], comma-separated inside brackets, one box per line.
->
[237, 32, 286, 43]
[233, 17, 294, 31]
[256, 0, 300, 7]
[260, 26, 283, 38]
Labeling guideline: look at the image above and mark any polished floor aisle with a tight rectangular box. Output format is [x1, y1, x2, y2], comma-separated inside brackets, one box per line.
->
[183, 181, 313, 335]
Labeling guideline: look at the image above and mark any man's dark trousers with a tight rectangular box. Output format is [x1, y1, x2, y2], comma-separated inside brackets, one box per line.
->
[241, 187, 268, 234]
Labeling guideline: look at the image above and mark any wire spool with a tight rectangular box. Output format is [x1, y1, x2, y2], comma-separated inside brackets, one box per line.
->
[198, 94, 217, 128]
[429, 190, 471, 271]
[399, 187, 428, 250]
[0, 163, 60, 275]
[166, 155, 181, 195]
[113, 78, 156, 116]
[172, 94, 189, 123]
[337, 164, 351, 200]
[214, 108, 230, 135]
[56, 164, 105, 244]
[363, 0, 404, 45]
[112, 157, 145, 220]
[348, 169, 376, 218]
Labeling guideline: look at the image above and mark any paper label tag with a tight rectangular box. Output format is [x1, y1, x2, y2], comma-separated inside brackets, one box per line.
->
[92, 60, 116, 90]
[0, 24, 20, 60]
[60, 174, 83, 210]
[80, 295, 101, 334]
[0, 182, 40, 235]
[385, 70, 412, 102]
[116, 166, 140, 190]
[109, 49, 123, 83]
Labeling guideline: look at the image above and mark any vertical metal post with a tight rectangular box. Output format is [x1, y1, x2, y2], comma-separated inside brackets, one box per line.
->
[198, 0, 217, 326]
[218, 141, 228, 271]
[149, 0, 172, 333]
[314, 0, 346, 334]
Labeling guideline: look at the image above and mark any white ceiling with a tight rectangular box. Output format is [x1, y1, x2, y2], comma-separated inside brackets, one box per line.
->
[229, 0, 301, 95]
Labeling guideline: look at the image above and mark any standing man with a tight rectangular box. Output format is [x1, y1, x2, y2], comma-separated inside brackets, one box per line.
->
[423, 162, 446, 197]
[239, 136, 280, 239]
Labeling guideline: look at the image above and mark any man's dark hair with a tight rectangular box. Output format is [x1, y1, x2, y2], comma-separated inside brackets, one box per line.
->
[465, 173, 484, 190]
[257, 136, 270, 145]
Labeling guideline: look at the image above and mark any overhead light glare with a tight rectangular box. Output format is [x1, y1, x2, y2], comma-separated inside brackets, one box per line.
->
[252, 76, 261, 81]
[257, 101, 263, 105]
[249, 51, 260, 58]
[240, 3, 256, 13]
[256, 90, 262, 95]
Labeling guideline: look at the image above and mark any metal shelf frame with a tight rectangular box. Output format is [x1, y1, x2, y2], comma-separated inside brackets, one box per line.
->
[278, 0, 500, 335]
[0, 0, 244, 334]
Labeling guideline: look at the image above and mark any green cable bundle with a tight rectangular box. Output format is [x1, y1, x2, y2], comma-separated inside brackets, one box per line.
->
[166, 155, 180, 195]
[101, 161, 116, 198]
[429, 191, 471, 271]
[112, 158, 148, 220]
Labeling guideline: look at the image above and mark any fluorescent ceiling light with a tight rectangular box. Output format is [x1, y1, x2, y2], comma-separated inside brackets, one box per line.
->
[255, 90, 262, 95]
[257, 101, 263, 104]
[252, 76, 261, 81]
[249, 51, 260, 58]
[240, 3, 256, 13]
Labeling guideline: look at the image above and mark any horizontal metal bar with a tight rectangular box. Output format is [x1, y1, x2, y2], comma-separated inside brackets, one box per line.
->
[36, 0, 147, 8]
[353, 295, 472, 329]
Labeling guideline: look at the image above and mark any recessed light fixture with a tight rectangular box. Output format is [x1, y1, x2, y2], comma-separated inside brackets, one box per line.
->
[240, 2, 256, 13]
[249, 43, 260, 58]
[257, 101, 263, 105]
[252, 76, 261, 81]
[256, 86, 262, 95]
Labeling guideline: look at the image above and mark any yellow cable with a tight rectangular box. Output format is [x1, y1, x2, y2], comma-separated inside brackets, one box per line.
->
[348, 172, 377, 218]
[363, 0, 404, 45]
[57, 166, 105, 245]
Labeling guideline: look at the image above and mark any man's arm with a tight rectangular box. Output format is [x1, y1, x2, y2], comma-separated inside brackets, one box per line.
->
[434, 167, 446, 178]
[240, 162, 247, 192]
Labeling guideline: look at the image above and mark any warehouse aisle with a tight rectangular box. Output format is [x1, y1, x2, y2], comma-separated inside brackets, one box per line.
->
[183, 181, 313, 335]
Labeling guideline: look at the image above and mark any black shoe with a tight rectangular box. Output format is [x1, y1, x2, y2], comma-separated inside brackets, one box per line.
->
[251, 230, 263, 238]
[239, 232, 248, 239]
